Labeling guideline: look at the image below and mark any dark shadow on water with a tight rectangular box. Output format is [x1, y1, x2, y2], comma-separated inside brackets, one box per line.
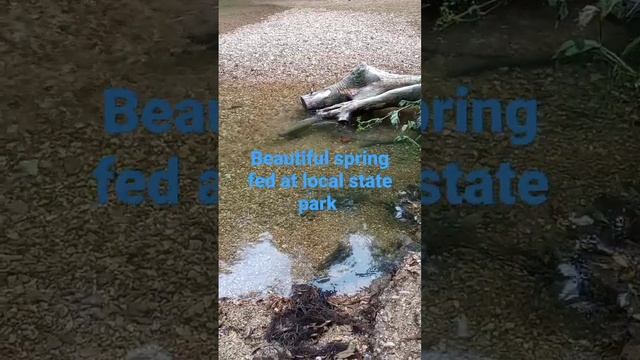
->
[219, 232, 402, 299]
[312, 233, 397, 295]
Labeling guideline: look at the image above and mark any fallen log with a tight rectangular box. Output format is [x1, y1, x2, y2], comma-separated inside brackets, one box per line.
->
[281, 64, 421, 137]
[300, 63, 420, 110]
[317, 83, 421, 123]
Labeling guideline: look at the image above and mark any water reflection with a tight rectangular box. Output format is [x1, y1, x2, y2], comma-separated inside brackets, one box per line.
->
[219, 232, 293, 299]
[312, 233, 386, 295]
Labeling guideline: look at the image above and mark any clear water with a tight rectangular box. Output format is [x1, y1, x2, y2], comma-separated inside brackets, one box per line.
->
[311, 233, 386, 295]
[219, 232, 392, 298]
[218, 232, 293, 299]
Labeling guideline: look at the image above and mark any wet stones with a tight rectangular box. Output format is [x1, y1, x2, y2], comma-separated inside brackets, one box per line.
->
[557, 190, 640, 352]
[393, 185, 421, 225]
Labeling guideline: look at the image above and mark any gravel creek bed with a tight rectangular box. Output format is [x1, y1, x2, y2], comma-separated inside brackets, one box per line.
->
[421, 3, 640, 359]
[2, 1, 218, 359]
[219, 6, 421, 84]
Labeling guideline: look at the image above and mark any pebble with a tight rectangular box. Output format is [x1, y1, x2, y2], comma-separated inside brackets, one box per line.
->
[46, 334, 62, 349]
[17, 159, 39, 176]
[63, 156, 82, 174]
[621, 342, 640, 360]
[456, 314, 472, 338]
[126, 344, 172, 360]
[188, 239, 203, 250]
[7, 199, 29, 215]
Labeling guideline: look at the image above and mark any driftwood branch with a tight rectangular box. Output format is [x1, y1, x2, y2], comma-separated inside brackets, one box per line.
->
[317, 84, 421, 122]
[281, 63, 421, 137]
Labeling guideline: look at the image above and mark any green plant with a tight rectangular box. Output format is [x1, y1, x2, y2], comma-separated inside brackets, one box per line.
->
[435, 0, 510, 30]
[548, 0, 570, 27]
[357, 100, 421, 148]
[554, 0, 640, 87]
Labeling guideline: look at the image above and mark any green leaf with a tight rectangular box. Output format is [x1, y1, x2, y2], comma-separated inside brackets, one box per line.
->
[622, 35, 640, 59]
[553, 39, 602, 59]
[548, 0, 569, 20]
[591, 210, 610, 224]
[554, 40, 576, 59]
[598, 0, 623, 18]
[390, 111, 400, 127]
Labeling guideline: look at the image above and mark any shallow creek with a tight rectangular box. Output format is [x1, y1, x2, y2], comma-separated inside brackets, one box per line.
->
[218, 81, 420, 298]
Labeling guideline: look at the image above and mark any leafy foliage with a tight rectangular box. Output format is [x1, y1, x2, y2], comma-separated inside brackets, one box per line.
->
[555, 1, 640, 87]
[434, 0, 510, 29]
[357, 100, 421, 148]
[433, 0, 640, 87]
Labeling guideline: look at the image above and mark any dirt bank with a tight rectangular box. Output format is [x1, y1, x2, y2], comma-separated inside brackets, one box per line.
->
[219, 253, 421, 359]
[422, 2, 640, 359]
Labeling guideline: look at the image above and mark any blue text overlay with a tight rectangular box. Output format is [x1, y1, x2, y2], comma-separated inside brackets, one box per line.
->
[92, 88, 218, 206]
[420, 86, 549, 205]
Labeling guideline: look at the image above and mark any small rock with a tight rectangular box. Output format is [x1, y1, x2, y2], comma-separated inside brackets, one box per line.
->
[17, 159, 39, 176]
[569, 214, 593, 226]
[46, 334, 62, 349]
[6, 124, 18, 135]
[618, 293, 630, 308]
[455, 314, 472, 338]
[128, 301, 155, 315]
[80, 294, 103, 306]
[7, 200, 28, 215]
[460, 213, 483, 229]
[126, 344, 172, 360]
[39, 160, 52, 169]
[175, 325, 191, 337]
[63, 156, 82, 175]
[188, 239, 203, 250]
[76, 347, 100, 359]
[613, 254, 631, 268]
[621, 342, 640, 360]
[336, 342, 357, 359]
[185, 301, 205, 317]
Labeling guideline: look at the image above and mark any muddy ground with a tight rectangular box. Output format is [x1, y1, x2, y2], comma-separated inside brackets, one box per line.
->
[1, 1, 218, 359]
[422, 2, 640, 359]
